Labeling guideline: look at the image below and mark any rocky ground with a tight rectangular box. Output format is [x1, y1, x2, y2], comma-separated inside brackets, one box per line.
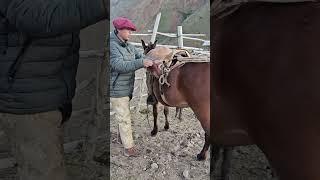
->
[110, 106, 210, 180]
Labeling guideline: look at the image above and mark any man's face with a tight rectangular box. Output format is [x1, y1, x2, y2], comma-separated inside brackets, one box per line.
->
[118, 29, 132, 41]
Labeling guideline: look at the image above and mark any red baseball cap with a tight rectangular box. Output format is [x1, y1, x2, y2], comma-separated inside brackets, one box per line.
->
[112, 17, 137, 31]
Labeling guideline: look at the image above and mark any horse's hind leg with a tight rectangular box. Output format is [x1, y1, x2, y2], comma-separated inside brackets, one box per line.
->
[151, 103, 159, 136]
[221, 147, 233, 179]
[175, 108, 179, 118]
[175, 108, 183, 121]
[164, 106, 169, 130]
[197, 133, 210, 160]
[211, 146, 232, 179]
[211, 145, 222, 175]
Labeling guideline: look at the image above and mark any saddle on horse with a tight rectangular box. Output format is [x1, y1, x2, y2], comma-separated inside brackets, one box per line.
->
[145, 47, 209, 107]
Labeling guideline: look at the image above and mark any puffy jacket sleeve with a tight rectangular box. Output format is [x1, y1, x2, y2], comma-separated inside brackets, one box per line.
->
[0, 0, 108, 37]
[110, 42, 144, 73]
[134, 47, 144, 59]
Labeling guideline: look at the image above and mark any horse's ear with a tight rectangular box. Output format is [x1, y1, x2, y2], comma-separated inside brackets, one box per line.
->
[152, 40, 158, 48]
[141, 39, 147, 50]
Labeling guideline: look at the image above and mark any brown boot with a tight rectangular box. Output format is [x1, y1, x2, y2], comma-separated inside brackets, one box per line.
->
[124, 147, 139, 157]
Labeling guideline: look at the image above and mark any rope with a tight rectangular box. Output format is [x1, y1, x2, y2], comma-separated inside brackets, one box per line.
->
[159, 64, 171, 88]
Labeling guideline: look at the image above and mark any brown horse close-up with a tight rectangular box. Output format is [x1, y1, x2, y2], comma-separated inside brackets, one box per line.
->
[213, 1, 320, 179]
[141, 40, 211, 161]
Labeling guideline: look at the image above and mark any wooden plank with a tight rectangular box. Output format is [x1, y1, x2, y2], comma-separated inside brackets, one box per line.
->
[182, 34, 207, 37]
[132, 32, 177, 38]
[151, 13, 161, 43]
[177, 26, 183, 49]
[202, 40, 210, 46]
[147, 30, 206, 37]
[182, 36, 207, 42]
[192, 50, 210, 55]
[156, 32, 177, 38]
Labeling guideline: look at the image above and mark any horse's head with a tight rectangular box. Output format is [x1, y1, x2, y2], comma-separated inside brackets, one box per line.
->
[141, 39, 159, 105]
[141, 39, 157, 55]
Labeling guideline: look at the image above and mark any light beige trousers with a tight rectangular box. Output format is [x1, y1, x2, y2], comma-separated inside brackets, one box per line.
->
[110, 96, 134, 149]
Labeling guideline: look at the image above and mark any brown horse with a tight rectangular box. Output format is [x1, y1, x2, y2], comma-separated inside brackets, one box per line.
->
[142, 40, 232, 176]
[141, 40, 183, 137]
[142, 42, 210, 160]
[213, 1, 320, 179]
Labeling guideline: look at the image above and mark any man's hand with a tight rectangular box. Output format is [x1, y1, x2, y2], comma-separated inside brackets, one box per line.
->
[143, 59, 153, 68]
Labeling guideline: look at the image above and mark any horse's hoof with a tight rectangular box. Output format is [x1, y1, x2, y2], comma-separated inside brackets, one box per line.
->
[164, 124, 169, 130]
[197, 153, 206, 161]
[151, 130, 158, 136]
[147, 95, 157, 105]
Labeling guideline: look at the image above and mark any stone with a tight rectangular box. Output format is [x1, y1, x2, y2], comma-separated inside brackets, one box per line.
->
[151, 163, 159, 169]
[174, 145, 180, 152]
[183, 169, 190, 179]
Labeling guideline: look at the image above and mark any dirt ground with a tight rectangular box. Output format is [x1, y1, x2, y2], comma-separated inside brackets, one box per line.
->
[110, 106, 210, 180]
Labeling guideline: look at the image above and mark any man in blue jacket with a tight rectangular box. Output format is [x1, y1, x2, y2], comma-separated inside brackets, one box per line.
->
[110, 17, 153, 157]
[0, 0, 107, 179]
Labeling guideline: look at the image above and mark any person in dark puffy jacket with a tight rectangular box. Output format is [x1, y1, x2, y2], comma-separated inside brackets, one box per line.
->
[110, 17, 153, 157]
[0, 0, 107, 179]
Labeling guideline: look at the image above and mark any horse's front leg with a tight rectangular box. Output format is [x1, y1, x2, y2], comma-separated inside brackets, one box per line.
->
[164, 106, 169, 130]
[151, 103, 159, 136]
[197, 133, 210, 161]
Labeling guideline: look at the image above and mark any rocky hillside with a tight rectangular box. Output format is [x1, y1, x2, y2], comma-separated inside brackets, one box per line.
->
[111, 0, 210, 48]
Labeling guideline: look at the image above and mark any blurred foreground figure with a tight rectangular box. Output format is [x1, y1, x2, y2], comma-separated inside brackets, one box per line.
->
[0, 0, 107, 179]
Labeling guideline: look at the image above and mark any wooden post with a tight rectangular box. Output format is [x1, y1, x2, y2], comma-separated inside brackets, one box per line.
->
[177, 26, 183, 49]
[151, 13, 161, 43]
